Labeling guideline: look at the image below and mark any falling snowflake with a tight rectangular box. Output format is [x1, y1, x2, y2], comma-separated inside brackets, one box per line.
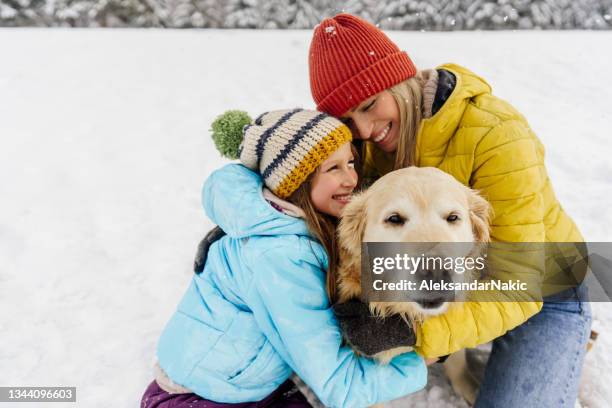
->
[369, 51, 375, 56]
[325, 26, 335, 34]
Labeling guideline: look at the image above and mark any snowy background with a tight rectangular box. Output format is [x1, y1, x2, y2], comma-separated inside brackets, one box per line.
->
[1, 0, 612, 29]
[1, 28, 611, 407]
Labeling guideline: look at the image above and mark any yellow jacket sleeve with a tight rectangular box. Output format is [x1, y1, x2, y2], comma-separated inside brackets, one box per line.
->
[414, 120, 546, 358]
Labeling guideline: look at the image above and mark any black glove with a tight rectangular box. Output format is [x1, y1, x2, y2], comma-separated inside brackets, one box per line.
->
[194, 226, 226, 273]
[332, 299, 416, 357]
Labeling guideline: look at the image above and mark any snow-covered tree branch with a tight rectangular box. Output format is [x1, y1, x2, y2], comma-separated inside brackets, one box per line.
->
[1, 0, 611, 29]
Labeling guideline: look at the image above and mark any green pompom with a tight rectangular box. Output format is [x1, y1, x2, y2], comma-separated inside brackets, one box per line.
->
[211, 110, 252, 159]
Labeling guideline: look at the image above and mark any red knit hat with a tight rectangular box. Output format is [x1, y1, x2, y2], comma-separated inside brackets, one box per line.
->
[309, 13, 417, 117]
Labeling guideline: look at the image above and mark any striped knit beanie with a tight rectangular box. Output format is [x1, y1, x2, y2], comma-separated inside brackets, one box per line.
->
[211, 109, 352, 199]
[309, 13, 417, 117]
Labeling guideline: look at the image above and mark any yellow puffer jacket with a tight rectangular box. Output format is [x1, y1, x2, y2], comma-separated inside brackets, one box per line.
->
[362, 63, 583, 358]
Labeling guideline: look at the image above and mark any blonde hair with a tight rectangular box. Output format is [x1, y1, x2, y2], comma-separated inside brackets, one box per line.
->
[287, 144, 361, 303]
[388, 73, 426, 169]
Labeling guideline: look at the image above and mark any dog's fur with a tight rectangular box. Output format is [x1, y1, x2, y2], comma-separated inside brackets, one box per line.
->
[337, 167, 492, 405]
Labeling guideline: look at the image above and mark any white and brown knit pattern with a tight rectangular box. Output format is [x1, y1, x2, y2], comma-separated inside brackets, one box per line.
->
[238, 108, 352, 199]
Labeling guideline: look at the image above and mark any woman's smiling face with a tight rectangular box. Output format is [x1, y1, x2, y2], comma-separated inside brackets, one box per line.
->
[340, 90, 401, 153]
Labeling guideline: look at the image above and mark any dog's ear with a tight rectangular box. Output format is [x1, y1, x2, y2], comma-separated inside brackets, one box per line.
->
[468, 189, 492, 243]
[338, 191, 368, 255]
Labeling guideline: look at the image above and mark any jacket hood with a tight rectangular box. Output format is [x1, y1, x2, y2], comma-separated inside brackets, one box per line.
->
[415, 63, 492, 167]
[202, 164, 313, 239]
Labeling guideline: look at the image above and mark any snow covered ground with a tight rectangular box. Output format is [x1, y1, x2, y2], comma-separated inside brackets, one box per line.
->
[0, 28, 611, 407]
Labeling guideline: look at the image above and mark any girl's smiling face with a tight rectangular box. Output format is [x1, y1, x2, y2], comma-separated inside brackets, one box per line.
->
[341, 90, 401, 153]
[310, 142, 358, 217]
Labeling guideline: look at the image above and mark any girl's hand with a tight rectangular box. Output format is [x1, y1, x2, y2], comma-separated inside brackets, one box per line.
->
[333, 299, 417, 356]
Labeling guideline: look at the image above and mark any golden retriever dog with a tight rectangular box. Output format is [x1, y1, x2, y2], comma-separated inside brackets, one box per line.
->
[337, 166, 492, 405]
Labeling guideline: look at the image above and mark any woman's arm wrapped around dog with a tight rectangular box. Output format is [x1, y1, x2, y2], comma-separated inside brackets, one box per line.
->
[415, 120, 549, 358]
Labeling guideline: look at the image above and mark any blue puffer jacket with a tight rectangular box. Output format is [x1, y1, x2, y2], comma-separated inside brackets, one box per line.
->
[156, 164, 427, 408]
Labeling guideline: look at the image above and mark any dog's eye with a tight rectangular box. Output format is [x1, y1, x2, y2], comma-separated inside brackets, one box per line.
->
[446, 214, 460, 223]
[385, 214, 405, 225]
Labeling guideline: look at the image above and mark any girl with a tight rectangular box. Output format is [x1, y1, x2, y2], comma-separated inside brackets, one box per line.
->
[308, 14, 591, 408]
[141, 109, 426, 408]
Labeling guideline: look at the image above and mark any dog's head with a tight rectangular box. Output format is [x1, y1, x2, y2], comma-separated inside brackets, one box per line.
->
[337, 167, 492, 317]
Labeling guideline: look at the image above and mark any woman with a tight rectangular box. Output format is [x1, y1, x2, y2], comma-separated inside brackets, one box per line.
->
[308, 13, 591, 408]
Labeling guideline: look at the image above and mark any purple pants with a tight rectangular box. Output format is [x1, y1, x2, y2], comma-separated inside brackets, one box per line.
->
[141, 380, 311, 408]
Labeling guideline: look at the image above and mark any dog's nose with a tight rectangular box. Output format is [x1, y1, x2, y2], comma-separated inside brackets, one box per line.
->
[414, 266, 455, 306]
[415, 265, 452, 283]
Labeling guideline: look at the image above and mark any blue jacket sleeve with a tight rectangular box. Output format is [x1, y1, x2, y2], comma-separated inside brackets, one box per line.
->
[243, 242, 427, 408]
